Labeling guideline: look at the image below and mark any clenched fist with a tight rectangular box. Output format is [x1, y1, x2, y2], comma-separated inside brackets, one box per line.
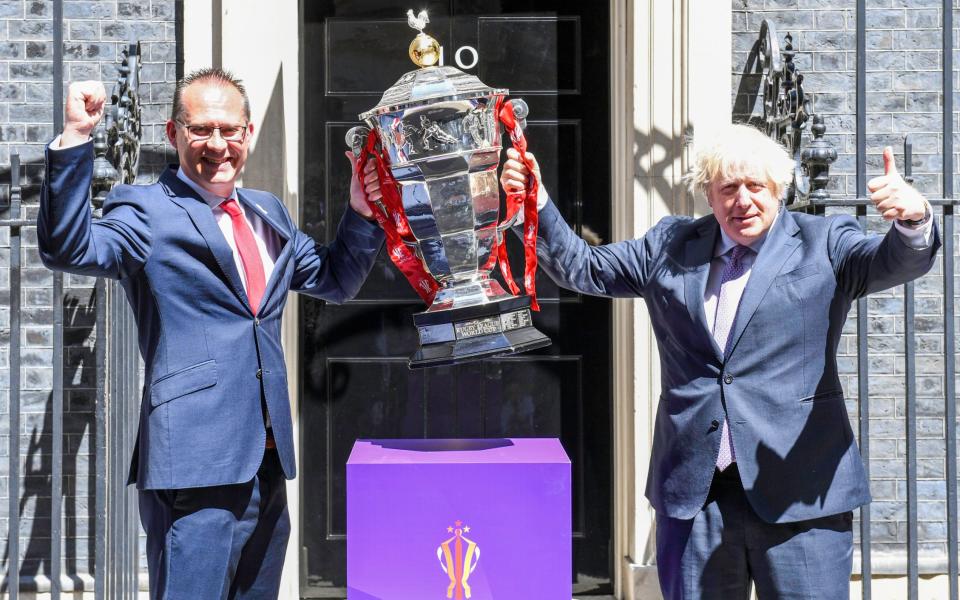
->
[60, 81, 106, 148]
[867, 146, 929, 223]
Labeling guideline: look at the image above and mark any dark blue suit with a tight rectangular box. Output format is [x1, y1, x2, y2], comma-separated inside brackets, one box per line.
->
[39, 140, 384, 598]
[534, 200, 939, 597]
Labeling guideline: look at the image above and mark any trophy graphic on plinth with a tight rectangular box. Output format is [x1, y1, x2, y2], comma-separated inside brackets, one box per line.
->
[347, 9, 551, 368]
[437, 520, 480, 599]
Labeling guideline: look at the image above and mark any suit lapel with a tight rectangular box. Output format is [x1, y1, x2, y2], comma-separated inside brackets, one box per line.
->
[236, 189, 293, 310]
[726, 209, 802, 358]
[159, 169, 249, 308]
[682, 217, 723, 362]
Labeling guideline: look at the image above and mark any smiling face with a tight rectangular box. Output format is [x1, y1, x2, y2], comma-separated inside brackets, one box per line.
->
[706, 170, 781, 246]
[165, 81, 253, 197]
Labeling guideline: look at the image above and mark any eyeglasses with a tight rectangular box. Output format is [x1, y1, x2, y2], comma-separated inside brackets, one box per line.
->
[176, 121, 248, 142]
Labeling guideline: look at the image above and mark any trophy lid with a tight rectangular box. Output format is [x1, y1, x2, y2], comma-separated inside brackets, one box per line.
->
[359, 9, 506, 121]
[360, 66, 506, 120]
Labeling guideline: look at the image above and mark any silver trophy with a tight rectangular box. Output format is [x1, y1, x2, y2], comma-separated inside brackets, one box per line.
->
[346, 10, 550, 368]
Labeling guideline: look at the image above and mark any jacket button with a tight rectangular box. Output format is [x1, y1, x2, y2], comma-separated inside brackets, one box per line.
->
[254, 318, 260, 327]
[711, 419, 720, 428]
[724, 374, 733, 384]
[256, 369, 263, 379]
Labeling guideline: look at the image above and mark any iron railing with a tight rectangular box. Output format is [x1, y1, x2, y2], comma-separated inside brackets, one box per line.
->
[754, 3, 959, 599]
[2, 0, 142, 595]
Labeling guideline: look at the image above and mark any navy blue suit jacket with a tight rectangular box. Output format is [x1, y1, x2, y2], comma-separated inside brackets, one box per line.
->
[38, 140, 384, 490]
[535, 201, 939, 522]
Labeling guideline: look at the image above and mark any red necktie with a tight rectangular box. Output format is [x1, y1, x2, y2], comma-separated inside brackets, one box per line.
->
[220, 199, 266, 314]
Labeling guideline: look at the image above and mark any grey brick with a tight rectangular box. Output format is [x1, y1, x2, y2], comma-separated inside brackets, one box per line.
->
[10, 19, 51, 39]
[866, 50, 906, 71]
[9, 62, 52, 81]
[25, 41, 50, 59]
[815, 50, 847, 70]
[63, 1, 115, 19]
[895, 29, 942, 51]
[68, 20, 98, 40]
[906, 8, 939, 28]
[131, 21, 166, 40]
[8, 103, 51, 122]
[815, 10, 847, 29]
[152, 1, 175, 20]
[893, 70, 941, 90]
[867, 29, 894, 50]
[905, 50, 940, 70]
[118, 1, 150, 19]
[25, 82, 52, 103]
[0, 83, 24, 102]
[85, 41, 117, 60]
[748, 10, 815, 29]
[69, 62, 100, 81]
[0, 41, 23, 59]
[800, 29, 854, 51]
[866, 8, 906, 28]
[25, 0, 48, 18]
[0, 1, 22, 18]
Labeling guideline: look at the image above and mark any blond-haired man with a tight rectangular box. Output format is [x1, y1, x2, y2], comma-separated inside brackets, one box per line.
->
[502, 124, 938, 599]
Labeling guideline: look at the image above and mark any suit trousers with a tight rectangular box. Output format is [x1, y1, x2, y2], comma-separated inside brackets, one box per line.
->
[655, 465, 854, 600]
[138, 448, 290, 600]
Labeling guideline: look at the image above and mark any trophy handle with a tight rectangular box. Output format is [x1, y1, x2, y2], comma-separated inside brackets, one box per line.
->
[345, 125, 370, 156]
[509, 98, 529, 130]
[345, 125, 393, 221]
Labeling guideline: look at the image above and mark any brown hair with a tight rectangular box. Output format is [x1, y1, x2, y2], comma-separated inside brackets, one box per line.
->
[171, 67, 251, 122]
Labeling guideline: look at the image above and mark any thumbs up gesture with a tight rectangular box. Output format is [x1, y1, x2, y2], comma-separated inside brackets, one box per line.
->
[867, 146, 929, 223]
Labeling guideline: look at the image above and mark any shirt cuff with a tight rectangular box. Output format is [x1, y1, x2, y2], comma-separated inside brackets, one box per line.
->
[894, 202, 934, 249]
[515, 187, 551, 226]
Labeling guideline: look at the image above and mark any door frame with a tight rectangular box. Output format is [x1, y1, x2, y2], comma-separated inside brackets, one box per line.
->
[612, 1, 732, 599]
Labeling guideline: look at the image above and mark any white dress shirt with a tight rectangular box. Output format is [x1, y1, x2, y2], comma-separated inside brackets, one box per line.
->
[175, 168, 282, 288]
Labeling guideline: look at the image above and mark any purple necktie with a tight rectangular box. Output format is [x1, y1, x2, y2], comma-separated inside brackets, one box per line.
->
[713, 244, 750, 471]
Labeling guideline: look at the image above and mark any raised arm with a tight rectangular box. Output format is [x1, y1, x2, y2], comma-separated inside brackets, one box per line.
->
[501, 148, 654, 298]
[38, 81, 151, 279]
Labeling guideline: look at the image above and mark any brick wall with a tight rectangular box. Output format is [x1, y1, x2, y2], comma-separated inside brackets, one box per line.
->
[0, 0, 177, 584]
[733, 0, 958, 573]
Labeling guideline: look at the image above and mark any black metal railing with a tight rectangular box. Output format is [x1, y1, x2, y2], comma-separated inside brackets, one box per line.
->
[754, 3, 958, 599]
[2, 1, 143, 596]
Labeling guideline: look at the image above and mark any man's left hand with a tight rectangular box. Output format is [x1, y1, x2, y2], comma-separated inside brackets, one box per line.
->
[867, 146, 929, 222]
[347, 151, 378, 220]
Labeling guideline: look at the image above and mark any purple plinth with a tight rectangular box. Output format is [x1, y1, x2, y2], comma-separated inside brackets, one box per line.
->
[346, 438, 571, 600]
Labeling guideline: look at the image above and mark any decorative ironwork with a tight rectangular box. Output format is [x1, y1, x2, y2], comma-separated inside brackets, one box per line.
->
[92, 41, 142, 207]
[758, 19, 835, 204]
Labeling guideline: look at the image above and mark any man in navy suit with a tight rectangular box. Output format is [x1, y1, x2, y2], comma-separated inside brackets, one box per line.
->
[501, 124, 939, 599]
[39, 70, 384, 599]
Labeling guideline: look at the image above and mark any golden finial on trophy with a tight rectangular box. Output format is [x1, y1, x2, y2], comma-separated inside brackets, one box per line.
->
[407, 9, 440, 68]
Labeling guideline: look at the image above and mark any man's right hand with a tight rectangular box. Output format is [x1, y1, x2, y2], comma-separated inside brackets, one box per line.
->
[500, 147, 549, 207]
[60, 81, 106, 148]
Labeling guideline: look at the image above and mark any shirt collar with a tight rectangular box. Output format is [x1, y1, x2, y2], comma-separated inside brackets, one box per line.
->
[176, 167, 238, 209]
[713, 207, 782, 258]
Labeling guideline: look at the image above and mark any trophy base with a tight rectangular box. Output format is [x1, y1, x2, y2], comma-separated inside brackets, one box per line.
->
[409, 295, 551, 369]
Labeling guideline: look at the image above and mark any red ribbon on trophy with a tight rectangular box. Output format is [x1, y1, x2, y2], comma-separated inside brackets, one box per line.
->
[489, 97, 541, 311]
[355, 129, 439, 305]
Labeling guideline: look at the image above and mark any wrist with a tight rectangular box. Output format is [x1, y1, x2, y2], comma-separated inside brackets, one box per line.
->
[898, 202, 931, 227]
[60, 127, 92, 148]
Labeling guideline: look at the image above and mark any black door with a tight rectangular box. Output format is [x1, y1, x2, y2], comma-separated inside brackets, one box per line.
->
[299, 1, 611, 597]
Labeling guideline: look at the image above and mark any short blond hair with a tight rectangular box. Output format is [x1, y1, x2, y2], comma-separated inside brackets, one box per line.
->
[685, 124, 795, 200]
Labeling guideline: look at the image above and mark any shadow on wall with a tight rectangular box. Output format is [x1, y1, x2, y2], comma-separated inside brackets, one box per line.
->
[243, 66, 294, 214]
[1, 291, 99, 588]
[732, 35, 766, 126]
